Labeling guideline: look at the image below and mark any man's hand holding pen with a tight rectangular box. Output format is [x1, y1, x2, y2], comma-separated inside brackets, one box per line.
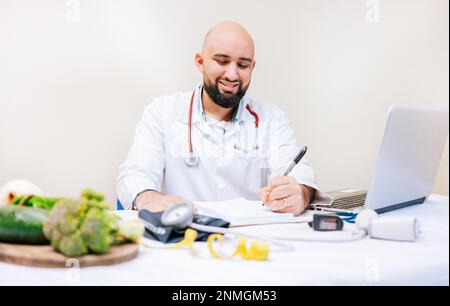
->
[258, 146, 316, 216]
[259, 177, 314, 216]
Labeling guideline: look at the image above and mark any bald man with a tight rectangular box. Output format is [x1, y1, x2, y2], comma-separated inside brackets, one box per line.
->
[117, 21, 329, 215]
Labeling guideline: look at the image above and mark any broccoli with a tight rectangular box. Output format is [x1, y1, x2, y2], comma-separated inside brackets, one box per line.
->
[81, 188, 105, 203]
[43, 189, 144, 257]
[81, 207, 118, 254]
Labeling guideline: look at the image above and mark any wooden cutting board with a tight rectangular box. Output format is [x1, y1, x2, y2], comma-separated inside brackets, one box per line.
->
[0, 242, 139, 268]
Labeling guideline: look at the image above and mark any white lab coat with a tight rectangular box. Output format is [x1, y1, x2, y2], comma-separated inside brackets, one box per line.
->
[117, 83, 330, 209]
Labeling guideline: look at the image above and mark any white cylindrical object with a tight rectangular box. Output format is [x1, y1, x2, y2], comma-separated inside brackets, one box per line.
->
[369, 216, 419, 242]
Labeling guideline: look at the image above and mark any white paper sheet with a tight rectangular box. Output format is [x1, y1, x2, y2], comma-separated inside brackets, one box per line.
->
[194, 197, 314, 226]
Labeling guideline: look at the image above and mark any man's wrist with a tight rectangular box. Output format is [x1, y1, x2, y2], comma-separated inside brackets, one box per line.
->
[132, 189, 158, 210]
[299, 184, 316, 208]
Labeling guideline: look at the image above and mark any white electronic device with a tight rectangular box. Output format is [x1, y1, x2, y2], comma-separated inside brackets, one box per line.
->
[311, 105, 449, 214]
[355, 210, 420, 242]
[365, 105, 449, 213]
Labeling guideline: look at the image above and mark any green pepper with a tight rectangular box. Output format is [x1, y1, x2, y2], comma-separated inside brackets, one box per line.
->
[12, 195, 62, 210]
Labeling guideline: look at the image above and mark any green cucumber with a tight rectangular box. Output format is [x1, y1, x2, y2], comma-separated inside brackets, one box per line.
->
[0, 205, 49, 244]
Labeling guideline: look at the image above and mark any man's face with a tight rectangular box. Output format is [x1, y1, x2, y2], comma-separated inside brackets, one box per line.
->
[197, 28, 256, 109]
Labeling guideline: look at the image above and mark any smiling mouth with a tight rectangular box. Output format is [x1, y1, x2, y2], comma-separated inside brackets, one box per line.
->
[218, 80, 240, 92]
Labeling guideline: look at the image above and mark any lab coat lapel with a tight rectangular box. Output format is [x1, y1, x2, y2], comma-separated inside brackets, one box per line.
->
[223, 99, 253, 140]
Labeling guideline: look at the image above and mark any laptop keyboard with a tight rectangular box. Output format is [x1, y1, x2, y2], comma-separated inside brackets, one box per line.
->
[326, 190, 368, 210]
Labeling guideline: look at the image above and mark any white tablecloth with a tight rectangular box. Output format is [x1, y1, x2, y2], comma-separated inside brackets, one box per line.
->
[0, 195, 448, 286]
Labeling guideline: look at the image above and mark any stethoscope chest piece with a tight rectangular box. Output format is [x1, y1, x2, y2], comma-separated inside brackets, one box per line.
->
[184, 153, 200, 167]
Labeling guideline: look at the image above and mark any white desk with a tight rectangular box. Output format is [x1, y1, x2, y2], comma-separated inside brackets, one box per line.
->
[0, 195, 448, 286]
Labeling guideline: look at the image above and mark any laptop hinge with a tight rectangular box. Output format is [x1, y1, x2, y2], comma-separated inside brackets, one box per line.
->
[375, 197, 427, 214]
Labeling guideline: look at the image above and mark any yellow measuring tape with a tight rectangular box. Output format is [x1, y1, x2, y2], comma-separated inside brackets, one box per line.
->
[141, 228, 269, 261]
[181, 229, 269, 261]
[207, 234, 269, 261]
[171, 228, 199, 249]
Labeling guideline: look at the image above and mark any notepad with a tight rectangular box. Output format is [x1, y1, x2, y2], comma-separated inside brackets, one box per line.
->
[194, 198, 314, 227]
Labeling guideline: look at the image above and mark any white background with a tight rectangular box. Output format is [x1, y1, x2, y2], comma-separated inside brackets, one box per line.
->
[0, 0, 448, 205]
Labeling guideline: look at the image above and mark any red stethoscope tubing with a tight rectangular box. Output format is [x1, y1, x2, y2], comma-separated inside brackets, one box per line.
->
[187, 90, 259, 155]
[188, 91, 195, 154]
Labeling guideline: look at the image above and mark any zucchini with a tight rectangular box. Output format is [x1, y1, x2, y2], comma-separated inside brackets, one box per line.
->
[0, 205, 49, 244]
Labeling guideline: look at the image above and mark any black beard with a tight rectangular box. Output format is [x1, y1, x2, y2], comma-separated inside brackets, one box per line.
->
[203, 80, 249, 109]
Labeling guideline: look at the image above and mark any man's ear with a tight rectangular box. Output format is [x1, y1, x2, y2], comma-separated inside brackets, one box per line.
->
[252, 60, 256, 70]
[194, 52, 204, 72]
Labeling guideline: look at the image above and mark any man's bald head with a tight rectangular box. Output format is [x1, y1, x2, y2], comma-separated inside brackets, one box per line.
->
[202, 21, 255, 58]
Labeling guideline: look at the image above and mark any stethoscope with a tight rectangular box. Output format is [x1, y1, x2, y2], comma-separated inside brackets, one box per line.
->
[184, 90, 260, 167]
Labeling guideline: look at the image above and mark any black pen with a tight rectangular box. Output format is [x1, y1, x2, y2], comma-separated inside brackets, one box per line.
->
[263, 146, 308, 206]
[282, 146, 308, 176]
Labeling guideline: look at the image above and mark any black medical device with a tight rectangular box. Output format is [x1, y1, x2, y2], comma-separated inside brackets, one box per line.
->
[308, 214, 344, 231]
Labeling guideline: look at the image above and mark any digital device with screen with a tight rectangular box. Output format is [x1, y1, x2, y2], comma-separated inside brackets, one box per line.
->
[308, 214, 344, 231]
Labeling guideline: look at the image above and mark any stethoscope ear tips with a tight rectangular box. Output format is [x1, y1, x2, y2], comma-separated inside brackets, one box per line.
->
[185, 153, 200, 167]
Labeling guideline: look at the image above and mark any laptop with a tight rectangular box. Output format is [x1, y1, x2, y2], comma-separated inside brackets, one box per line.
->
[311, 105, 449, 214]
